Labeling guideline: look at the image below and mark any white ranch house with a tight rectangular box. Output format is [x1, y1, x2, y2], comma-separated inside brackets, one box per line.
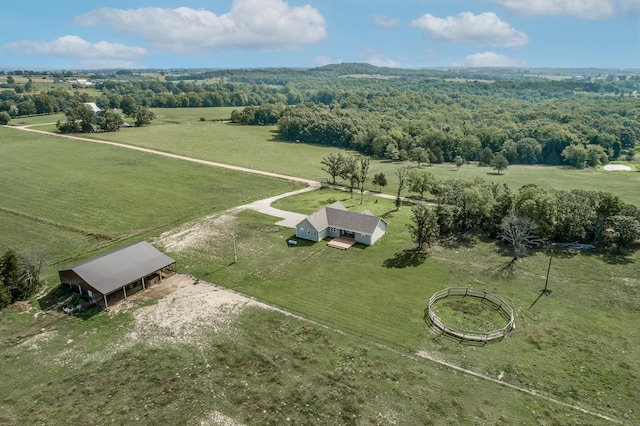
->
[295, 201, 387, 246]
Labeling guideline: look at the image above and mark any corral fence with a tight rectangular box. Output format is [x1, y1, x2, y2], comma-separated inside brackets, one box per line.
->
[425, 287, 515, 345]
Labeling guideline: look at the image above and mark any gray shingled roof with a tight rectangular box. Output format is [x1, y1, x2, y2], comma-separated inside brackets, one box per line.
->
[307, 201, 384, 235]
[60, 241, 175, 295]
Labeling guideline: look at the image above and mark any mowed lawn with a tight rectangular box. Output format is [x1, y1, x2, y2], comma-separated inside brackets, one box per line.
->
[176, 188, 640, 422]
[0, 126, 301, 265]
[76, 107, 640, 206]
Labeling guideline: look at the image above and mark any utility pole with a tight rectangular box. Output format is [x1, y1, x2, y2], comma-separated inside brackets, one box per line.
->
[231, 227, 238, 264]
[543, 249, 553, 295]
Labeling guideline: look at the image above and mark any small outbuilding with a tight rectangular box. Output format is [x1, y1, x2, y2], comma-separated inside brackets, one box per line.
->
[295, 201, 387, 248]
[58, 241, 176, 307]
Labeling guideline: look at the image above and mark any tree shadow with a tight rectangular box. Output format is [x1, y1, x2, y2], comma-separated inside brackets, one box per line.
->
[440, 233, 485, 250]
[383, 249, 428, 268]
[36, 284, 71, 311]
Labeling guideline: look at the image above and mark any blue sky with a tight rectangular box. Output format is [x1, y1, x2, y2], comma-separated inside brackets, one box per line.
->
[1, 0, 639, 70]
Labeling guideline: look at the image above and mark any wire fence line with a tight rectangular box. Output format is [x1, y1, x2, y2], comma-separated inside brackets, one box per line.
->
[425, 287, 515, 345]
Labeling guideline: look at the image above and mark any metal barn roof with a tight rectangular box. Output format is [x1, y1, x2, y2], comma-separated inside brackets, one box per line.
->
[60, 241, 175, 295]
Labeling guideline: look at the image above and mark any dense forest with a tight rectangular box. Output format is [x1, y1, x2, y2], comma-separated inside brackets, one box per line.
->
[2, 63, 640, 167]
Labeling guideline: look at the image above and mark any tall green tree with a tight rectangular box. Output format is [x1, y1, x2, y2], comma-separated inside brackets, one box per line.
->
[0, 111, 10, 125]
[491, 153, 509, 174]
[478, 147, 494, 166]
[408, 205, 439, 250]
[320, 152, 345, 185]
[133, 106, 155, 127]
[371, 172, 387, 192]
[408, 169, 438, 199]
[606, 215, 640, 249]
[339, 155, 360, 198]
[98, 109, 124, 132]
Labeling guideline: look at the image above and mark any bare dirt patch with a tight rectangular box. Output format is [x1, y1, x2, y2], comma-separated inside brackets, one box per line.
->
[8, 301, 32, 313]
[125, 274, 260, 347]
[154, 212, 237, 254]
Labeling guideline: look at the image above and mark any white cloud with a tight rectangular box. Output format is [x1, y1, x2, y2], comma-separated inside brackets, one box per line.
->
[1, 35, 148, 67]
[460, 51, 528, 67]
[358, 49, 401, 68]
[372, 15, 399, 28]
[620, 0, 640, 13]
[411, 12, 529, 49]
[75, 0, 327, 54]
[491, 0, 633, 20]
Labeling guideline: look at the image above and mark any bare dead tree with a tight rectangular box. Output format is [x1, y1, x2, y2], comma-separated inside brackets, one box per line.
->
[499, 213, 541, 260]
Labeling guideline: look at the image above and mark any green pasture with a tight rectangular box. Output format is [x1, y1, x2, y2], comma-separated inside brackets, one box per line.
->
[0, 126, 301, 267]
[176, 187, 639, 422]
[1, 113, 639, 424]
[74, 107, 640, 206]
[0, 303, 599, 425]
[152, 106, 237, 122]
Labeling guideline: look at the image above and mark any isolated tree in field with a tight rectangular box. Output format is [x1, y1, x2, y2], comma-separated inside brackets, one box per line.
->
[372, 172, 387, 192]
[408, 205, 439, 250]
[499, 213, 540, 259]
[98, 109, 124, 132]
[454, 155, 464, 169]
[491, 153, 509, 174]
[408, 168, 438, 199]
[394, 165, 411, 210]
[358, 156, 370, 204]
[321, 152, 344, 185]
[133, 106, 155, 127]
[0, 111, 10, 125]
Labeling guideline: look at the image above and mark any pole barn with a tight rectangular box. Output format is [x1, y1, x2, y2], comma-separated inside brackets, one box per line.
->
[58, 241, 176, 307]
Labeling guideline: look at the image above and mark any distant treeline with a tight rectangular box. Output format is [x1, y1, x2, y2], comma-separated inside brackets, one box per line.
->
[2, 64, 639, 167]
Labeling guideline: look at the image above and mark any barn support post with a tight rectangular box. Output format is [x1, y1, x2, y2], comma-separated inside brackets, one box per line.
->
[103, 294, 108, 308]
[123, 286, 127, 299]
[159, 269, 163, 282]
[142, 277, 146, 290]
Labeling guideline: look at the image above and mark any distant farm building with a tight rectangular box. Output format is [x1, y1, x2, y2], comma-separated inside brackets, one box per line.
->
[83, 102, 103, 115]
[58, 241, 176, 307]
[295, 201, 387, 249]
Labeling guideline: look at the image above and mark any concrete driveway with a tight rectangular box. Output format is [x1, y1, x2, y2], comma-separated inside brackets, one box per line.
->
[234, 184, 320, 228]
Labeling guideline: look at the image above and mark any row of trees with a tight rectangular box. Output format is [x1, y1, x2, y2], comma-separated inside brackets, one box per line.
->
[2, 68, 639, 165]
[275, 99, 638, 168]
[319, 154, 640, 252]
[406, 176, 640, 253]
[55, 102, 155, 133]
[0, 249, 45, 309]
